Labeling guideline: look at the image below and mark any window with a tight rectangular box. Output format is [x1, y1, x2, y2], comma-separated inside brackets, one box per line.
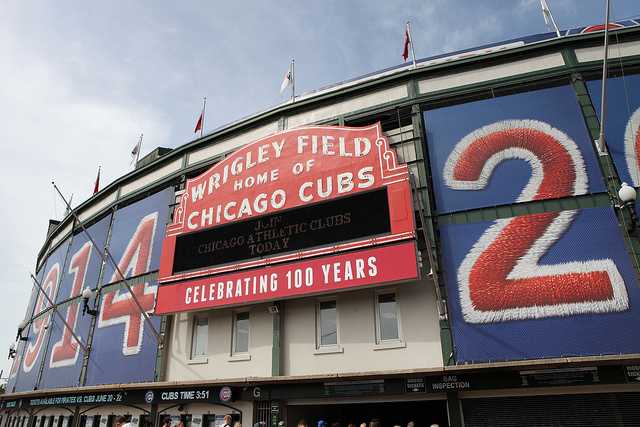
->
[233, 311, 250, 354]
[317, 300, 338, 347]
[190, 315, 208, 358]
[376, 292, 400, 342]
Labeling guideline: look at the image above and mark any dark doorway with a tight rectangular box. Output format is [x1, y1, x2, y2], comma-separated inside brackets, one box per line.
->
[286, 400, 448, 427]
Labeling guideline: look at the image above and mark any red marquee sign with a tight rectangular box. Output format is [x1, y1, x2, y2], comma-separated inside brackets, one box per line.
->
[157, 123, 417, 313]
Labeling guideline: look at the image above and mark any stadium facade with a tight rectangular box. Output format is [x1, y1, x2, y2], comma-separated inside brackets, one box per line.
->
[3, 21, 640, 427]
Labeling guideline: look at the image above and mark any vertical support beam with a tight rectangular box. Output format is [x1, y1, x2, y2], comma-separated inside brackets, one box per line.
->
[149, 403, 158, 427]
[155, 315, 170, 382]
[277, 117, 287, 132]
[271, 303, 282, 376]
[79, 208, 116, 387]
[569, 71, 640, 275]
[446, 392, 465, 427]
[411, 102, 455, 365]
[71, 407, 81, 427]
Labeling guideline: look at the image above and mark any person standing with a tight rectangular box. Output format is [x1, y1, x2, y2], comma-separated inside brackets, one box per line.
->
[222, 416, 233, 427]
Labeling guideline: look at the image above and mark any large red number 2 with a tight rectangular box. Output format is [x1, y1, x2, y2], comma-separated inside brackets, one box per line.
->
[444, 119, 628, 323]
[98, 213, 158, 355]
[49, 242, 92, 367]
[23, 264, 60, 372]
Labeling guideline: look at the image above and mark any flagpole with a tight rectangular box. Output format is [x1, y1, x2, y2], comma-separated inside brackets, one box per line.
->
[548, 6, 562, 38]
[201, 97, 206, 138]
[597, 0, 611, 155]
[136, 133, 143, 165]
[291, 59, 296, 102]
[541, 0, 562, 38]
[408, 21, 417, 68]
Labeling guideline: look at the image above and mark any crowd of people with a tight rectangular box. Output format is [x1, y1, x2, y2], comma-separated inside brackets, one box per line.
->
[249, 420, 439, 427]
[296, 420, 439, 427]
[153, 414, 440, 427]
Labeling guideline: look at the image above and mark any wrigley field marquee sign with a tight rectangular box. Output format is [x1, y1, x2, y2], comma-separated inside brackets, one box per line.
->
[156, 123, 417, 313]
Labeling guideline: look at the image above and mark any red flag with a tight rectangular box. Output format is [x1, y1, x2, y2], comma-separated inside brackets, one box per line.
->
[402, 23, 410, 62]
[194, 111, 203, 133]
[93, 166, 101, 194]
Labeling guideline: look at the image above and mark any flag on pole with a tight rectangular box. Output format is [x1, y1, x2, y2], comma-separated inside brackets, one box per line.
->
[402, 22, 411, 62]
[194, 97, 206, 137]
[93, 166, 101, 194]
[194, 111, 203, 133]
[402, 21, 417, 66]
[540, 0, 562, 37]
[130, 133, 143, 166]
[280, 61, 293, 93]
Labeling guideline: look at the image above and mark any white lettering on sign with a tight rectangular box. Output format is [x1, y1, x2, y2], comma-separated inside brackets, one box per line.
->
[184, 133, 380, 232]
[183, 256, 378, 306]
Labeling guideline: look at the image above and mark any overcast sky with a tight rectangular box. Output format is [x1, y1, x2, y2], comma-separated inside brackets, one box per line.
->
[1, 0, 639, 378]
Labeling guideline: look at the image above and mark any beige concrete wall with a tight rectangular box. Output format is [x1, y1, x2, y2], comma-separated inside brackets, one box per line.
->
[164, 304, 274, 382]
[282, 278, 443, 376]
[164, 278, 442, 380]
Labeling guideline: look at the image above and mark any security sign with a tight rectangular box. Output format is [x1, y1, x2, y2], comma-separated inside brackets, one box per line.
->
[157, 123, 417, 313]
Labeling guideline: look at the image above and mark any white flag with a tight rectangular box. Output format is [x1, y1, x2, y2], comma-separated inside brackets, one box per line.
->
[280, 62, 293, 93]
[130, 134, 143, 165]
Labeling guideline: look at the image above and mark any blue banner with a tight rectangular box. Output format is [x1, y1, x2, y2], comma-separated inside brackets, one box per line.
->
[85, 188, 172, 385]
[13, 238, 71, 392]
[38, 214, 112, 390]
[424, 85, 605, 213]
[587, 74, 640, 188]
[439, 206, 640, 362]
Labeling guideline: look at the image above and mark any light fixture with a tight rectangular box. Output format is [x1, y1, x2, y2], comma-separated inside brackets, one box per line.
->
[618, 182, 638, 232]
[267, 304, 279, 314]
[619, 182, 637, 203]
[8, 343, 16, 359]
[81, 287, 98, 316]
[16, 320, 28, 341]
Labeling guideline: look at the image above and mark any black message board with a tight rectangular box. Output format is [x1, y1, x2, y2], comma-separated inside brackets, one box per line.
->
[173, 188, 391, 273]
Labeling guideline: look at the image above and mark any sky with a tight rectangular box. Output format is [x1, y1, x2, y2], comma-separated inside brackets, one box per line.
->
[0, 0, 639, 379]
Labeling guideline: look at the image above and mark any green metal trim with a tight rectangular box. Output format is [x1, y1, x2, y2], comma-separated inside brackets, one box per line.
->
[155, 315, 170, 382]
[412, 104, 455, 365]
[79, 207, 116, 387]
[561, 47, 579, 67]
[438, 193, 611, 225]
[271, 305, 281, 376]
[416, 66, 571, 103]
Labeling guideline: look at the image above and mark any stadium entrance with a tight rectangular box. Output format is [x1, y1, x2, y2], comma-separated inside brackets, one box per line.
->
[285, 399, 448, 427]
